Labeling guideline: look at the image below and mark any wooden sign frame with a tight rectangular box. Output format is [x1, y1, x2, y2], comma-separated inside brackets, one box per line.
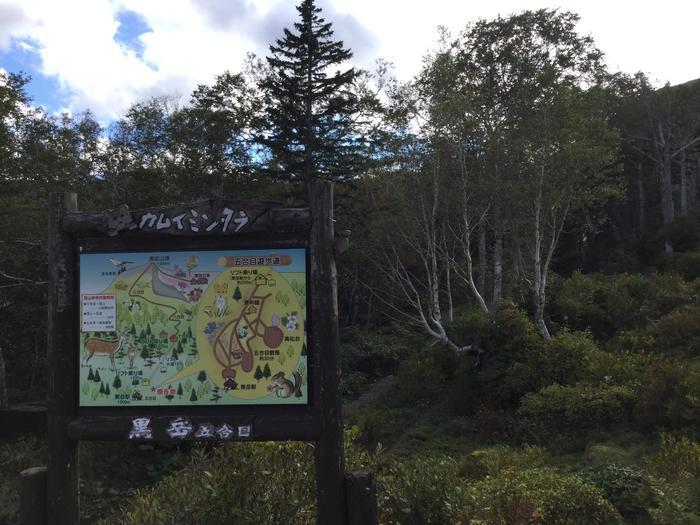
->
[47, 182, 345, 524]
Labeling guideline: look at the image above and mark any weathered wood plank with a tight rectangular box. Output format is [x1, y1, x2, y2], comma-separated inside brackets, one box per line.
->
[20, 466, 47, 525]
[63, 201, 311, 236]
[66, 414, 321, 441]
[309, 181, 346, 525]
[0, 404, 47, 440]
[345, 471, 378, 525]
[47, 192, 79, 525]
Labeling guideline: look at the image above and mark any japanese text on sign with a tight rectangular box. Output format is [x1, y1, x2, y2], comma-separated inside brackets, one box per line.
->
[81, 294, 116, 332]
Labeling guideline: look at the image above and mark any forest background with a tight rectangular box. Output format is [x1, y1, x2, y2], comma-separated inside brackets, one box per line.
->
[2, 1, 700, 523]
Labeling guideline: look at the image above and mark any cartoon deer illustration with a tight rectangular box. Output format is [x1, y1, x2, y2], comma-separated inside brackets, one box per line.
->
[83, 331, 128, 370]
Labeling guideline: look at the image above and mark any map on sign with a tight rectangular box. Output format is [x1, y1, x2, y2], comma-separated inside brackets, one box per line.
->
[78, 248, 307, 407]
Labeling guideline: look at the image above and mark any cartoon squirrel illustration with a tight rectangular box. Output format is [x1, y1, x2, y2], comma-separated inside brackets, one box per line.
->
[267, 370, 302, 399]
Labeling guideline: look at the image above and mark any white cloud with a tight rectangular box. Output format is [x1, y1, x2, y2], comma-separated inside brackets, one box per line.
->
[0, 0, 697, 121]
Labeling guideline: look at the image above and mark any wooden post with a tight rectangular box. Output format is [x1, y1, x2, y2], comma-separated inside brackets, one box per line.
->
[310, 181, 346, 525]
[345, 471, 378, 525]
[47, 192, 79, 524]
[20, 466, 47, 525]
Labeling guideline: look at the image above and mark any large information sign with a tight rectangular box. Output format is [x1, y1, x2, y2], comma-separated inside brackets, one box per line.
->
[79, 248, 308, 407]
[48, 187, 349, 525]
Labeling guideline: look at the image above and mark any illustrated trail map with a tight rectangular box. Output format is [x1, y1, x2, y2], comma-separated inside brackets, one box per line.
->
[78, 249, 308, 407]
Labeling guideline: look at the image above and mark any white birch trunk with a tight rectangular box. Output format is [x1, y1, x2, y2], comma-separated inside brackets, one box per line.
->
[492, 204, 502, 305]
[478, 221, 487, 296]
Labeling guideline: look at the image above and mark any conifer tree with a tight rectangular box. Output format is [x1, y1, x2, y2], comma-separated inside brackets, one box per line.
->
[261, 0, 361, 187]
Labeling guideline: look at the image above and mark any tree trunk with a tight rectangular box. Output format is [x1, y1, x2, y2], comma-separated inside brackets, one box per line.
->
[661, 141, 675, 253]
[0, 342, 7, 408]
[680, 149, 688, 216]
[509, 223, 522, 299]
[445, 254, 454, 322]
[532, 171, 551, 339]
[492, 204, 502, 305]
[692, 156, 699, 207]
[637, 162, 645, 231]
[365, 293, 373, 327]
[478, 220, 486, 296]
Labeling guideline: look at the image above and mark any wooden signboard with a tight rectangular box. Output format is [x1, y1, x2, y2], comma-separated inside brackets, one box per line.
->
[47, 182, 345, 524]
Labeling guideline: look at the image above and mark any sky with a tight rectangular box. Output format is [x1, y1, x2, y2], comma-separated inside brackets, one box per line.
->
[0, 0, 697, 122]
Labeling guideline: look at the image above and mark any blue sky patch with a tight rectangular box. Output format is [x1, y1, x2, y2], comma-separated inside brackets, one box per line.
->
[114, 9, 151, 59]
[0, 40, 64, 113]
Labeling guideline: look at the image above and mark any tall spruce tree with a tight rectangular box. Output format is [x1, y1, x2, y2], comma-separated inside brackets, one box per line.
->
[261, 0, 361, 188]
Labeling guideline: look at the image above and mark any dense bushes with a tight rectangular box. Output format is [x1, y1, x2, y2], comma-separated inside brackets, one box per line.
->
[652, 305, 700, 355]
[551, 271, 699, 341]
[664, 251, 700, 281]
[102, 441, 317, 525]
[646, 435, 700, 524]
[340, 326, 412, 400]
[459, 466, 622, 524]
[518, 382, 637, 435]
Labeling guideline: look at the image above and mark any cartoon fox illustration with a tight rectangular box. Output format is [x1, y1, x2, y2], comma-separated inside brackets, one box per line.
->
[267, 370, 302, 399]
[204, 283, 228, 317]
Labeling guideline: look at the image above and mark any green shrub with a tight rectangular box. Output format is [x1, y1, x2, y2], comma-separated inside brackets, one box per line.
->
[587, 348, 653, 385]
[385, 351, 448, 408]
[470, 303, 545, 408]
[535, 330, 598, 386]
[551, 271, 698, 341]
[646, 435, 700, 525]
[663, 214, 700, 253]
[664, 251, 700, 281]
[102, 441, 317, 525]
[636, 360, 687, 428]
[551, 271, 612, 338]
[645, 273, 698, 319]
[605, 274, 653, 332]
[340, 325, 411, 400]
[648, 435, 700, 482]
[517, 382, 637, 435]
[445, 305, 491, 348]
[581, 465, 652, 521]
[457, 467, 622, 525]
[460, 328, 613, 420]
[652, 305, 700, 356]
[357, 407, 422, 448]
[459, 444, 546, 480]
[379, 455, 465, 525]
[469, 406, 525, 444]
